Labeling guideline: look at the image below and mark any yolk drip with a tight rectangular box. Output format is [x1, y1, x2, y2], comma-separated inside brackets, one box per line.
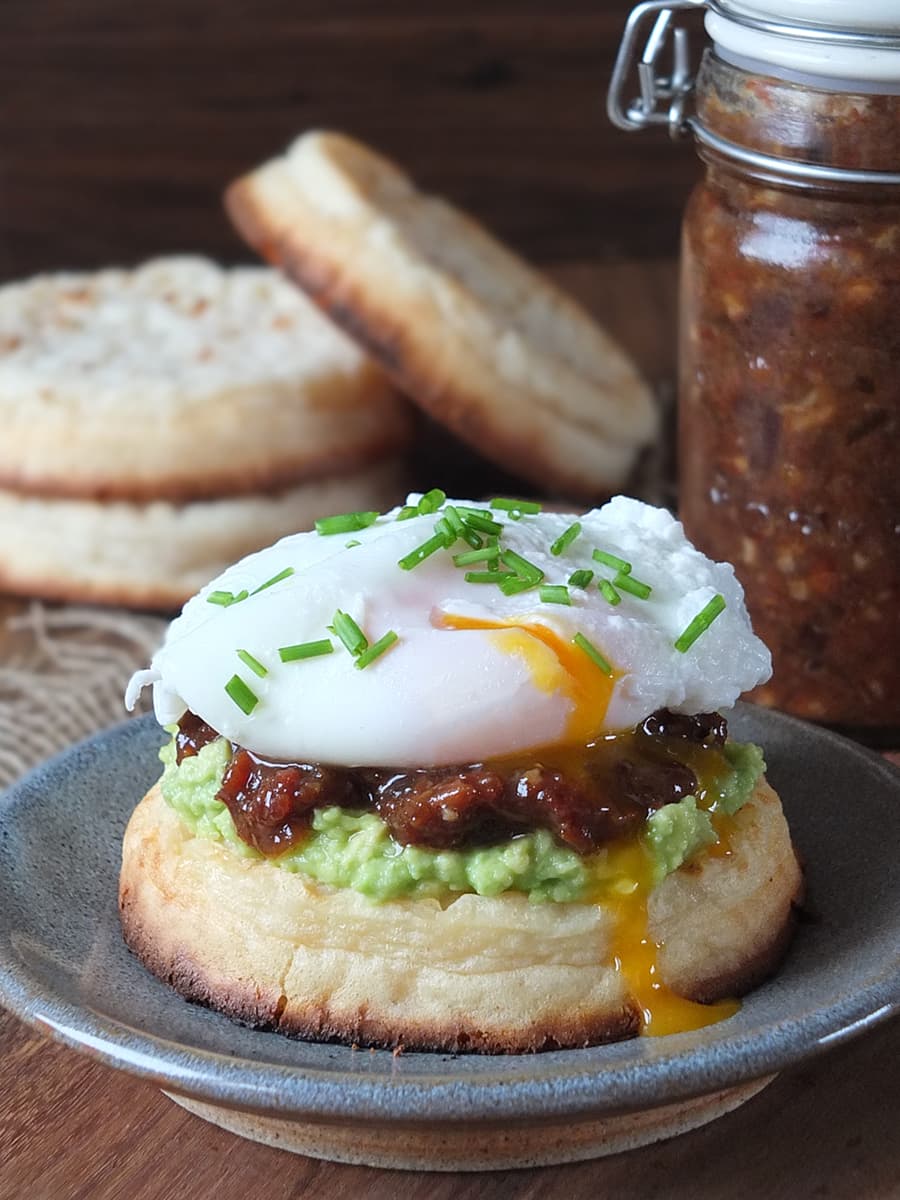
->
[706, 814, 737, 859]
[438, 613, 615, 744]
[600, 837, 740, 1036]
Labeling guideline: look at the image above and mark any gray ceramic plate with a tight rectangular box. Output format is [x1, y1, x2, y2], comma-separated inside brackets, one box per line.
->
[0, 706, 898, 1168]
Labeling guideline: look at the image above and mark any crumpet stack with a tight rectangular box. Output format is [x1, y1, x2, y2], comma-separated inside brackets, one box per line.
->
[227, 132, 658, 499]
[0, 258, 412, 608]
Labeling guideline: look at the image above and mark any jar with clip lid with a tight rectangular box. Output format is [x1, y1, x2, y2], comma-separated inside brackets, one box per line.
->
[609, 0, 900, 739]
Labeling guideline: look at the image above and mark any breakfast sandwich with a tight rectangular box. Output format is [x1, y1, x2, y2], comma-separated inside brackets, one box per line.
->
[121, 493, 802, 1052]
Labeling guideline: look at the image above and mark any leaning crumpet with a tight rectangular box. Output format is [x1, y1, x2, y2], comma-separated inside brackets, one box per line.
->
[121, 493, 802, 1052]
[225, 134, 658, 499]
[0, 257, 412, 502]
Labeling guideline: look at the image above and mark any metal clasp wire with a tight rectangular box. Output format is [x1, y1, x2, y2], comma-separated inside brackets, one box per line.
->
[607, 0, 706, 139]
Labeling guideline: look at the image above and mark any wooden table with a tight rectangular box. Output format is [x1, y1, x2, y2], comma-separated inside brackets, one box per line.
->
[1, 261, 897, 1199]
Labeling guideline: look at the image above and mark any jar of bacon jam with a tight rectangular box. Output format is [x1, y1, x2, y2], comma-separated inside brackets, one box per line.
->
[609, 1, 900, 736]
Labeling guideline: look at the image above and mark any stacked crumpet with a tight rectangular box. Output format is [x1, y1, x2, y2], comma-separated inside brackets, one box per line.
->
[0, 257, 412, 609]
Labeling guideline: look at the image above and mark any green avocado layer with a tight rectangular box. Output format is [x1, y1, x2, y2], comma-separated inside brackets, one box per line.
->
[157, 735, 764, 903]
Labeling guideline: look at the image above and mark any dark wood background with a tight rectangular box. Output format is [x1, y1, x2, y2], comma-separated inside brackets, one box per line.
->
[0, 0, 699, 280]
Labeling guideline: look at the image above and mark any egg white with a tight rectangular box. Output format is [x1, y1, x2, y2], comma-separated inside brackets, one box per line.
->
[132, 496, 771, 766]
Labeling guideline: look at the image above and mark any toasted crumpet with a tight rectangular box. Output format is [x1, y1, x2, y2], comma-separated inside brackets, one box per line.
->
[0, 257, 413, 502]
[120, 778, 802, 1052]
[226, 133, 658, 499]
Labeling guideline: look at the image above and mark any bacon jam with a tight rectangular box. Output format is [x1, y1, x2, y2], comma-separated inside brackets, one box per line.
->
[174, 708, 731, 859]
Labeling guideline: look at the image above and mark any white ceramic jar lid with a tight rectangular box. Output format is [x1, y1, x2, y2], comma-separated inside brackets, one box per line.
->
[707, 0, 900, 83]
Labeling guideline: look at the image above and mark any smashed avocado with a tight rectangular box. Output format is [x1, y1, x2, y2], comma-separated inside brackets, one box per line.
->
[157, 735, 763, 903]
[645, 797, 716, 884]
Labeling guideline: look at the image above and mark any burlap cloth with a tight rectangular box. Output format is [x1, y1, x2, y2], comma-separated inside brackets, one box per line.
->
[0, 603, 166, 790]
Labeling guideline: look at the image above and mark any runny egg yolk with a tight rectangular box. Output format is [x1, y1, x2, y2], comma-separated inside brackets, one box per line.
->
[440, 611, 740, 1037]
[438, 613, 615, 745]
[600, 838, 740, 1036]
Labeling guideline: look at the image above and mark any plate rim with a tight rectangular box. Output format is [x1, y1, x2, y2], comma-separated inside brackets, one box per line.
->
[0, 708, 898, 1124]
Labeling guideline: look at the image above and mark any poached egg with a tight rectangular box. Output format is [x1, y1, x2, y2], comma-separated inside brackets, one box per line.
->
[126, 495, 771, 766]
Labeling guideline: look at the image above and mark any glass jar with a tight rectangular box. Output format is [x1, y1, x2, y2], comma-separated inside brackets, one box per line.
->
[609, 1, 900, 735]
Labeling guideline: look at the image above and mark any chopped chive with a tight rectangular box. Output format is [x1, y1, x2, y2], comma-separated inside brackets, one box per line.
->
[465, 570, 512, 584]
[208, 588, 250, 607]
[354, 630, 399, 670]
[454, 546, 495, 568]
[236, 649, 268, 678]
[500, 575, 540, 596]
[315, 511, 379, 536]
[592, 548, 632, 575]
[539, 584, 571, 606]
[396, 505, 419, 521]
[599, 578, 622, 606]
[417, 488, 446, 515]
[443, 505, 465, 536]
[446, 506, 481, 548]
[614, 572, 652, 600]
[398, 532, 450, 570]
[550, 522, 582, 557]
[453, 547, 500, 567]
[252, 566, 295, 595]
[485, 534, 499, 548]
[500, 549, 544, 585]
[207, 590, 238, 607]
[490, 497, 542, 515]
[278, 639, 334, 662]
[675, 594, 727, 653]
[345, 539, 361, 549]
[568, 569, 594, 590]
[461, 511, 504, 535]
[433, 516, 455, 544]
[224, 674, 258, 714]
[332, 610, 368, 657]
[573, 632, 613, 677]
